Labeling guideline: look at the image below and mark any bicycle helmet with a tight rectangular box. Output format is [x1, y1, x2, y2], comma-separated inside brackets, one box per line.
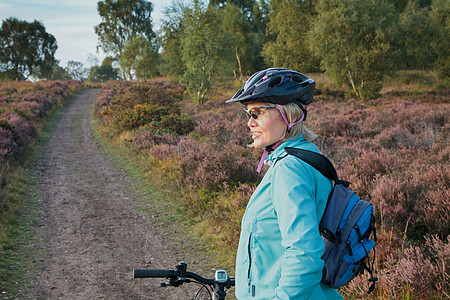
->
[226, 68, 315, 106]
[227, 68, 316, 173]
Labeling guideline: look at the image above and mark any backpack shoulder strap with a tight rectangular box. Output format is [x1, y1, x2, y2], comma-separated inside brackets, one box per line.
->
[284, 147, 339, 183]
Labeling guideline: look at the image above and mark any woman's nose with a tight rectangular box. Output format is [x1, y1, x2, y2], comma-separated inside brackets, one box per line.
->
[248, 117, 257, 127]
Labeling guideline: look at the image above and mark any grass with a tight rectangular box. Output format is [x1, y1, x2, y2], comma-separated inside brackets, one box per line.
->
[0, 165, 43, 298]
[382, 69, 446, 94]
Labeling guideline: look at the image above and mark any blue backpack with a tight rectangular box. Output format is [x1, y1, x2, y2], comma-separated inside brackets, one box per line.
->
[284, 147, 378, 293]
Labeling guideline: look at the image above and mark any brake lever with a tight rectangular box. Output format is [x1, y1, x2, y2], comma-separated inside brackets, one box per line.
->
[159, 277, 191, 288]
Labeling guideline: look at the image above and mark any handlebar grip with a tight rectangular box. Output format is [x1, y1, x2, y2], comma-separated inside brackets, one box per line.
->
[134, 269, 177, 278]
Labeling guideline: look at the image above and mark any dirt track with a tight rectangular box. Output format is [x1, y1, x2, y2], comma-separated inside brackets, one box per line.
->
[31, 89, 196, 299]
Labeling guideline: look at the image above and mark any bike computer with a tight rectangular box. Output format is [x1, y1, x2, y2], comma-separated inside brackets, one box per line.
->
[214, 270, 228, 283]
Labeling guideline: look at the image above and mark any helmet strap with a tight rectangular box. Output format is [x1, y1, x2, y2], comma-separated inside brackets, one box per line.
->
[275, 104, 305, 132]
[255, 105, 305, 174]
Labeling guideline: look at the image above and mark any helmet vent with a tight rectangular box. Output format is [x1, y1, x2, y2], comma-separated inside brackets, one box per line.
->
[292, 75, 303, 82]
[268, 76, 282, 88]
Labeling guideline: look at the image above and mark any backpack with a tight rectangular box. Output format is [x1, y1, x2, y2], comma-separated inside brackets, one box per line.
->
[284, 147, 378, 293]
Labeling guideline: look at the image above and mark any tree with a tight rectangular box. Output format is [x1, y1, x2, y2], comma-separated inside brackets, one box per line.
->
[393, 1, 436, 70]
[94, 0, 156, 79]
[66, 61, 88, 80]
[212, 0, 270, 74]
[120, 36, 159, 80]
[159, 0, 187, 77]
[181, 0, 234, 103]
[309, 0, 397, 100]
[51, 65, 70, 80]
[221, 3, 250, 80]
[430, 0, 450, 83]
[0, 18, 57, 80]
[88, 57, 119, 82]
[262, 0, 320, 73]
[209, 0, 256, 19]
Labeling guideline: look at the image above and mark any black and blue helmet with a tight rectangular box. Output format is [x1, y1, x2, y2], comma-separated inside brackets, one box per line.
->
[226, 68, 315, 106]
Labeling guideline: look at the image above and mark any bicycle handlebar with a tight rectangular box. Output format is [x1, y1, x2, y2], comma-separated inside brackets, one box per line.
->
[134, 269, 216, 285]
[134, 269, 178, 279]
[133, 261, 235, 300]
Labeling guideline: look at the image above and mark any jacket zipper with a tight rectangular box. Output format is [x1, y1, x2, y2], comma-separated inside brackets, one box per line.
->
[247, 232, 252, 286]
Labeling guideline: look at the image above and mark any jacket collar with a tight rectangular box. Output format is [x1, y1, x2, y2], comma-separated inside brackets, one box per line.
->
[266, 136, 306, 163]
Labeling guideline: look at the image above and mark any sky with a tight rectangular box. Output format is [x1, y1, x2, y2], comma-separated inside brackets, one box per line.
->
[0, 0, 170, 68]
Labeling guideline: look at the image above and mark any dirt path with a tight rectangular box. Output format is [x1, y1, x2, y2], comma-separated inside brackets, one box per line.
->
[32, 89, 195, 299]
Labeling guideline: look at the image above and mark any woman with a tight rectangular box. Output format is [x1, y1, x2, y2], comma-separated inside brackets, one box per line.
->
[226, 68, 343, 299]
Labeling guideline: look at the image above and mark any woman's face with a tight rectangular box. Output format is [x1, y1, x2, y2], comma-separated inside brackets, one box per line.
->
[246, 102, 286, 149]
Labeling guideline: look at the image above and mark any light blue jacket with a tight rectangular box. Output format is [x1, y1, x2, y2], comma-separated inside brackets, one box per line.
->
[235, 137, 344, 299]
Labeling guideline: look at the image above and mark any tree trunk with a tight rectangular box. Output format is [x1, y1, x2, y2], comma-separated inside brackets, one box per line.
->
[236, 47, 243, 82]
[345, 51, 363, 100]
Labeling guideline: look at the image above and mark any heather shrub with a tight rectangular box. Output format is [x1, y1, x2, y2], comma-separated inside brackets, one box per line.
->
[121, 83, 177, 108]
[380, 235, 450, 299]
[12, 93, 49, 119]
[375, 125, 416, 149]
[157, 113, 195, 136]
[352, 149, 395, 179]
[149, 142, 179, 161]
[178, 139, 258, 191]
[193, 108, 252, 146]
[102, 82, 181, 119]
[114, 104, 194, 135]
[0, 107, 30, 120]
[0, 80, 86, 176]
[0, 111, 36, 146]
[95, 81, 133, 119]
[0, 127, 18, 163]
[134, 132, 180, 151]
[420, 188, 450, 237]
[371, 175, 422, 232]
[369, 162, 450, 239]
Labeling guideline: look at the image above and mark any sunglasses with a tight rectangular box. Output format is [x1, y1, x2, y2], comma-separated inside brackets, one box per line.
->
[244, 105, 277, 119]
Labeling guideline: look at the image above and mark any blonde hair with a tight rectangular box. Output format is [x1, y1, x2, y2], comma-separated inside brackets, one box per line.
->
[282, 103, 317, 143]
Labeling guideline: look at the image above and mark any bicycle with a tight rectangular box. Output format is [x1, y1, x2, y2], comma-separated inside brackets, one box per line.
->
[134, 261, 235, 300]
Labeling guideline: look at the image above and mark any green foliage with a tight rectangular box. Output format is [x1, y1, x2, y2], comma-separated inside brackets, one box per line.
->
[120, 83, 178, 108]
[0, 107, 31, 120]
[0, 18, 57, 80]
[94, 0, 156, 79]
[0, 119, 15, 133]
[221, 3, 249, 80]
[430, 0, 450, 83]
[262, 0, 320, 72]
[114, 103, 194, 135]
[66, 61, 88, 80]
[50, 66, 70, 80]
[88, 57, 119, 82]
[209, 0, 256, 18]
[159, 1, 187, 77]
[309, 0, 397, 100]
[180, 0, 235, 103]
[393, 1, 436, 70]
[154, 0, 449, 99]
[220, 2, 268, 78]
[120, 36, 159, 80]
